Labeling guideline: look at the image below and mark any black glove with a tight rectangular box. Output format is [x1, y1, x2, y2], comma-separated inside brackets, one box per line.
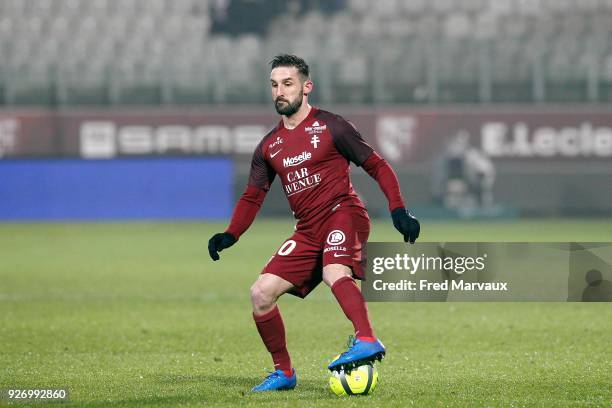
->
[391, 208, 420, 244]
[208, 232, 237, 261]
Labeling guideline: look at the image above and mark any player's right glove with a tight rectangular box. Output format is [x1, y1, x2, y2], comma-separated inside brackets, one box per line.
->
[208, 232, 237, 261]
[391, 208, 420, 244]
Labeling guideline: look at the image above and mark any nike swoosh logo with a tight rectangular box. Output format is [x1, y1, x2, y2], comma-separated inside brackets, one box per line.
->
[333, 253, 351, 257]
[270, 149, 282, 158]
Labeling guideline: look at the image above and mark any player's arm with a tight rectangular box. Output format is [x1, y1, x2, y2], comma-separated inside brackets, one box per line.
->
[330, 116, 420, 244]
[361, 152, 420, 243]
[208, 143, 276, 261]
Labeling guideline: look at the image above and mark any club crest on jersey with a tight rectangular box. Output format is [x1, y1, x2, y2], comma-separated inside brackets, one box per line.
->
[310, 135, 320, 148]
[326, 230, 346, 245]
[269, 136, 283, 149]
[305, 121, 327, 134]
[283, 151, 312, 167]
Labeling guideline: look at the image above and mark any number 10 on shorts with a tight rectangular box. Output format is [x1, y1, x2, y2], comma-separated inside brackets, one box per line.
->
[278, 240, 297, 256]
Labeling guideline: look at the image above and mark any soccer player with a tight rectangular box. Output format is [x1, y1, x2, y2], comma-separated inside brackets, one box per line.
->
[208, 54, 420, 392]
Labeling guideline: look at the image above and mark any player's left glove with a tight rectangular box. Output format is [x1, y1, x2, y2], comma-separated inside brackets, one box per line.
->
[391, 208, 420, 244]
[208, 232, 237, 261]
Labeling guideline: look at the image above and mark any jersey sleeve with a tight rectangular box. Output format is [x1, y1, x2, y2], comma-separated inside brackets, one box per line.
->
[225, 185, 267, 240]
[226, 140, 275, 240]
[247, 142, 276, 191]
[328, 116, 375, 166]
[362, 152, 406, 211]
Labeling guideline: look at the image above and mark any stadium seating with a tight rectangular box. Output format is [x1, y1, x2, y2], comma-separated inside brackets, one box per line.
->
[1, 0, 612, 105]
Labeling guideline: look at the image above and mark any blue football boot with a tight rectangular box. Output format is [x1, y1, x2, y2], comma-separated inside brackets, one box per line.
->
[328, 335, 386, 372]
[251, 369, 297, 392]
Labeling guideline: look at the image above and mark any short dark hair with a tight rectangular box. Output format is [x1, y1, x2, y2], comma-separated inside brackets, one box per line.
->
[269, 54, 310, 81]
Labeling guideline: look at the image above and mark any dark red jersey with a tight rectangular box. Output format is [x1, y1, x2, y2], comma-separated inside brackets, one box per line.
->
[248, 107, 372, 222]
[226, 107, 405, 240]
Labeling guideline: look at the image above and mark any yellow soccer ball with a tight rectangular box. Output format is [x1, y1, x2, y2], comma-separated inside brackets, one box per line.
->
[329, 360, 378, 396]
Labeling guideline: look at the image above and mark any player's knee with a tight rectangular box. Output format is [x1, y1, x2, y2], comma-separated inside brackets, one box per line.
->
[250, 282, 275, 312]
[323, 264, 352, 287]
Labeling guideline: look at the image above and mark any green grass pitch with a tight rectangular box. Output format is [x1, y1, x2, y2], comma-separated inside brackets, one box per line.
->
[1, 219, 612, 407]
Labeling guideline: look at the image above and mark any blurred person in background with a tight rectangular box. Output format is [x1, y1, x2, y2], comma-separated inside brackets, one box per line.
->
[432, 131, 496, 211]
[210, 0, 344, 35]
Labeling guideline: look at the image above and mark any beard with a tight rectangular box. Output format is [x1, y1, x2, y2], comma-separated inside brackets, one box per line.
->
[274, 94, 303, 116]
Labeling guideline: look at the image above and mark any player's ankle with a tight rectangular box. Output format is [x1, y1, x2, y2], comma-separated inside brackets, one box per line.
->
[282, 368, 294, 377]
[356, 335, 376, 343]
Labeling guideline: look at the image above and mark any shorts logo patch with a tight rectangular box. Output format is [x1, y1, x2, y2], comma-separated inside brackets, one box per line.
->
[327, 230, 346, 245]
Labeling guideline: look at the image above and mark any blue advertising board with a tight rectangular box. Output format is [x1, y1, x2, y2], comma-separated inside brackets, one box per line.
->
[0, 158, 233, 220]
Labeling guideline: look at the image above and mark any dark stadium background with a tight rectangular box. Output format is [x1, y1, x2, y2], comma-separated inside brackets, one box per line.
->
[1, 0, 612, 219]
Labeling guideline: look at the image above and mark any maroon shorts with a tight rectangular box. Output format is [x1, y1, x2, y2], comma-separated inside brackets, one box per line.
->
[262, 206, 370, 298]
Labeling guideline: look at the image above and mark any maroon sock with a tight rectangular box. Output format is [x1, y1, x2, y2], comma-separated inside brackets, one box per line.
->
[331, 276, 375, 340]
[253, 305, 292, 376]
